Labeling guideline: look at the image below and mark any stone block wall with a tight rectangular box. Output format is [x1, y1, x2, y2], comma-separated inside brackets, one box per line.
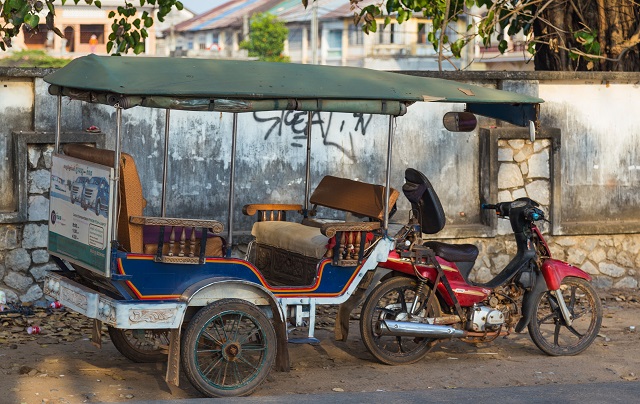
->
[467, 137, 640, 289]
[0, 144, 55, 303]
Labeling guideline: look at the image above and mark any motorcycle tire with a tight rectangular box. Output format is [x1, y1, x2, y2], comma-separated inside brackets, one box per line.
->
[107, 327, 169, 363]
[528, 277, 602, 356]
[181, 299, 276, 398]
[360, 276, 441, 365]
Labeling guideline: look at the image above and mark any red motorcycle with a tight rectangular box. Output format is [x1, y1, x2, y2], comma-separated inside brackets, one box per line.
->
[360, 168, 603, 365]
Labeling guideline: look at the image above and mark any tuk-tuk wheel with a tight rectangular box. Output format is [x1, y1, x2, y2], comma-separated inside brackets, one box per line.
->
[107, 326, 169, 363]
[181, 298, 276, 398]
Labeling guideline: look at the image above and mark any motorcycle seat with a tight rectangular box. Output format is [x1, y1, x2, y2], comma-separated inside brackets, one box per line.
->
[423, 241, 478, 263]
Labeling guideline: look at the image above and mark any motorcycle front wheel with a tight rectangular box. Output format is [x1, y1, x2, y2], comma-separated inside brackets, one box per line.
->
[528, 277, 602, 356]
[360, 276, 441, 365]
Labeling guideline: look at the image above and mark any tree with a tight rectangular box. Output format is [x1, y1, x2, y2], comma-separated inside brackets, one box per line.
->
[0, 0, 183, 55]
[240, 12, 290, 63]
[345, 0, 640, 71]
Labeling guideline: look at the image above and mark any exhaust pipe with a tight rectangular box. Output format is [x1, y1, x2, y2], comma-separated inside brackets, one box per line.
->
[378, 320, 467, 339]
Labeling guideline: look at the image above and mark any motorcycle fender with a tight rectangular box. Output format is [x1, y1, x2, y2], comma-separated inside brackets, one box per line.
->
[540, 259, 592, 291]
[514, 272, 547, 333]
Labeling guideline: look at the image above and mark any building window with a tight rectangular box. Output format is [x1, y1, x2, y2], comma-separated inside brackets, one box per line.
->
[289, 28, 303, 48]
[378, 23, 397, 44]
[348, 25, 363, 45]
[80, 25, 104, 43]
[23, 24, 49, 45]
[327, 29, 342, 58]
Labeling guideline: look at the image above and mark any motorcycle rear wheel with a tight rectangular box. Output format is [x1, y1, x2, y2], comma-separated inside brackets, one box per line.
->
[528, 277, 602, 356]
[360, 276, 441, 365]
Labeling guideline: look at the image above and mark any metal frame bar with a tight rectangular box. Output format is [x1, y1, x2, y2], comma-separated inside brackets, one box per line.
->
[161, 109, 171, 217]
[54, 94, 62, 152]
[110, 106, 123, 243]
[383, 115, 395, 231]
[227, 113, 239, 257]
[303, 111, 313, 216]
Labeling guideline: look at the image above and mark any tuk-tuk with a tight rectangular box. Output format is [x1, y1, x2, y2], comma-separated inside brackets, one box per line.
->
[42, 55, 542, 397]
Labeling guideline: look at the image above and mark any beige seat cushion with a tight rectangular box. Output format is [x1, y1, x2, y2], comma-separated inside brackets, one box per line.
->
[251, 221, 329, 259]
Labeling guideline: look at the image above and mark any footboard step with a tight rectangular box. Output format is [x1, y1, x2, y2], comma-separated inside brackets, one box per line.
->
[288, 337, 320, 345]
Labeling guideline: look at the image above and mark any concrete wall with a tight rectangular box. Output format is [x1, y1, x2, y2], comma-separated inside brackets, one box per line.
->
[0, 68, 638, 302]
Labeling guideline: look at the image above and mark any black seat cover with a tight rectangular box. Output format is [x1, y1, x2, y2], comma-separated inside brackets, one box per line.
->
[403, 168, 446, 234]
[424, 241, 479, 263]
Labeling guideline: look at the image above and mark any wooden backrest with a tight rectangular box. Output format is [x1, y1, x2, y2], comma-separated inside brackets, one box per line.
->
[309, 176, 399, 221]
[62, 144, 145, 253]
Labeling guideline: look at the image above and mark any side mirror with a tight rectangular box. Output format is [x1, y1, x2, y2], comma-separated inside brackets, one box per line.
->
[529, 120, 536, 142]
[443, 112, 478, 132]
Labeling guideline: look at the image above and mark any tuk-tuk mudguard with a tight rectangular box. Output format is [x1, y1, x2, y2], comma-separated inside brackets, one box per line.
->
[514, 259, 593, 332]
[178, 277, 290, 373]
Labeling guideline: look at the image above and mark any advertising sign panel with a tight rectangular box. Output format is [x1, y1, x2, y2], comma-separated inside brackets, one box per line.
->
[48, 154, 114, 276]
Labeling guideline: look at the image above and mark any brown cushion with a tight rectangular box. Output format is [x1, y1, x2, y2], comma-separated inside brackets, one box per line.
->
[310, 176, 399, 220]
[251, 221, 329, 259]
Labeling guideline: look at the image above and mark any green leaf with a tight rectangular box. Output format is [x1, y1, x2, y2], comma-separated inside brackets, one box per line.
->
[133, 18, 140, 29]
[144, 16, 153, 28]
[568, 50, 579, 60]
[498, 39, 508, 53]
[369, 19, 377, 33]
[527, 42, 535, 55]
[24, 14, 40, 29]
[176, 1, 183, 10]
[302, 0, 308, 8]
[384, 16, 391, 28]
[108, 11, 115, 18]
[95, 1, 101, 8]
[107, 41, 113, 53]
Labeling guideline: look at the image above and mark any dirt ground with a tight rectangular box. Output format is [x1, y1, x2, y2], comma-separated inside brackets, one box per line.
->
[1, 289, 639, 404]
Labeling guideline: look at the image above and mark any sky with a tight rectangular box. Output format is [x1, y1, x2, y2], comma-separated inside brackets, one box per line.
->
[179, 0, 226, 14]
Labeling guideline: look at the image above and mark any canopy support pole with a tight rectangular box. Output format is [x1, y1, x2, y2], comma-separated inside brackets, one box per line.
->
[160, 109, 170, 217]
[111, 106, 123, 245]
[383, 115, 395, 232]
[54, 94, 62, 153]
[303, 111, 313, 217]
[227, 113, 239, 257]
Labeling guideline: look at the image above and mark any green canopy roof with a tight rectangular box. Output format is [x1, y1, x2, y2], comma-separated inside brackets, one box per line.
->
[45, 55, 542, 125]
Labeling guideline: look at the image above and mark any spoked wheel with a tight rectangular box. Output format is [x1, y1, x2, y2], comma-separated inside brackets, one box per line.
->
[181, 299, 276, 398]
[360, 276, 441, 365]
[528, 277, 602, 356]
[107, 327, 169, 363]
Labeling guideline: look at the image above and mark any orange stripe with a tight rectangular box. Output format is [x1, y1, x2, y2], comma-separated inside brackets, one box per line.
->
[116, 255, 364, 300]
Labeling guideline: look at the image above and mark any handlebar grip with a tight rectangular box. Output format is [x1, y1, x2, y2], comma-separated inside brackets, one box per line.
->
[481, 203, 498, 210]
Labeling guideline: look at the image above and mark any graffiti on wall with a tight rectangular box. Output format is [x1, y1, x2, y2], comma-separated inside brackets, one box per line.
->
[253, 111, 373, 161]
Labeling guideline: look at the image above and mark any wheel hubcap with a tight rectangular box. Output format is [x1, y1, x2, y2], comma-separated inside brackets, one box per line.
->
[222, 341, 242, 361]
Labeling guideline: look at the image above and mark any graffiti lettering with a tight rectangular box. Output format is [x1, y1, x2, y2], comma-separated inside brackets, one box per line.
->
[252, 111, 373, 160]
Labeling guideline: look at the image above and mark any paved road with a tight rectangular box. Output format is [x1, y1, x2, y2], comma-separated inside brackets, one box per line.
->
[126, 381, 640, 404]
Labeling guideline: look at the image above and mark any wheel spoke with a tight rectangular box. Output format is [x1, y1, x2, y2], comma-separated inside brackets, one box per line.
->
[566, 324, 584, 338]
[200, 354, 224, 378]
[242, 344, 266, 351]
[553, 322, 561, 346]
[238, 354, 260, 372]
[538, 310, 557, 325]
[568, 286, 577, 311]
[232, 361, 242, 385]
[238, 325, 260, 344]
[396, 336, 404, 353]
[202, 329, 223, 346]
[398, 290, 408, 313]
[231, 313, 243, 341]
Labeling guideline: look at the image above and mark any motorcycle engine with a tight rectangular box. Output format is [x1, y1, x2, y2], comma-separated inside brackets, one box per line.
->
[469, 305, 505, 332]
